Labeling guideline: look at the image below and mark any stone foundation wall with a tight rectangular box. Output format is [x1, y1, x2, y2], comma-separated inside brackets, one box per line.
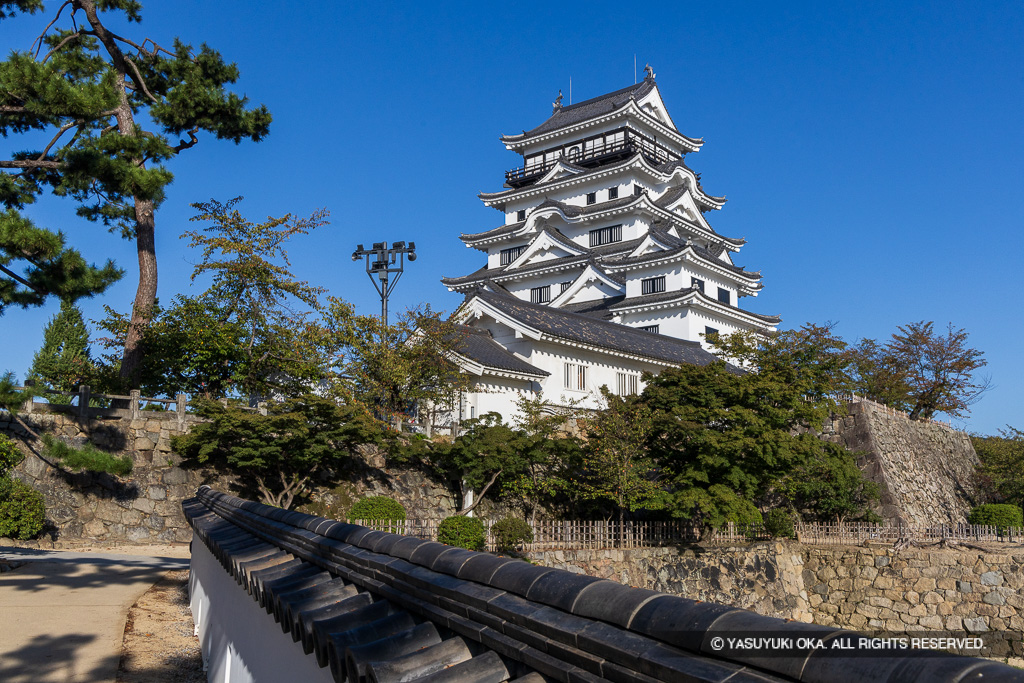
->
[823, 401, 980, 526]
[531, 543, 1024, 661]
[2, 411, 216, 544]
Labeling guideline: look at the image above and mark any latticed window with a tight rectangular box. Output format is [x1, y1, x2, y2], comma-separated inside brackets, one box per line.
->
[516, 209, 526, 221]
[616, 372, 639, 396]
[500, 245, 526, 265]
[717, 287, 731, 305]
[564, 362, 588, 391]
[639, 324, 660, 333]
[608, 186, 619, 200]
[641, 276, 666, 295]
[586, 192, 597, 205]
[530, 285, 551, 304]
[560, 281, 572, 294]
[589, 225, 622, 247]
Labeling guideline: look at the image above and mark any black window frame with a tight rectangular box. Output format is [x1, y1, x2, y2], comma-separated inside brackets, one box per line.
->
[639, 324, 660, 334]
[499, 245, 527, 266]
[634, 184, 644, 196]
[691, 276, 705, 293]
[705, 326, 720, 337]
[530, 285, 551, 304]
[588, 224, 622, 247]
[641, 276, 666, 295]
[516, 209, 526, 222]
[608, 186, 619, 200]
[717, 287, 731, 305]
[586, 192, 597, 205]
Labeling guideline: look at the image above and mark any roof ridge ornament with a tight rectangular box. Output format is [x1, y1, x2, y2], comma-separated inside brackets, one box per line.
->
[643, 64, 655, 81]
[552, 89, 563, 113]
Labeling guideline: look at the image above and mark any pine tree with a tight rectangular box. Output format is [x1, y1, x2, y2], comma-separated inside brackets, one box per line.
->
[28, 299, 92, 392]
[0, 1, 272, 385]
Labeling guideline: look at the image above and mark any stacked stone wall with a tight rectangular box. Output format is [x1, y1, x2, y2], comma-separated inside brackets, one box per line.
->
[823, 401, 980, 526]
[531, 543, 1024, 661]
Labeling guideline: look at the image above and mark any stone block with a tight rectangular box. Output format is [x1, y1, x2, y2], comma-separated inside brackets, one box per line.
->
[135, 437, 155, 451]
[963, 616, 988, 632]
[913, 577, 936, 592]
[936, 578, 956, 590]
[937, 602, 953, 616]
[162, 468, 188, 485]
[975, 604, 998, 617]
[868, 596, 893, 608]
[957, 580, 972, 593]
[126, 526, 150, 542]
[856, 604, 881, 619]
[905, 590, 920, 605]
[909, 604, 928, 617]
[873, 577, 893, 589]
[980, 571, 1003, 586]
[944, 616, 963, 630]
[874, 555, 890, 568]
[983, 591, 1006, 606]
[148, 486, 166, 500]
[83, 519, 107, 537]
[901, 567, 921, 580]
[918, 615, 943, 629]
[132, 498, 155, 514]
[921, 591, 943, 605]
[94, 501, 122, 523]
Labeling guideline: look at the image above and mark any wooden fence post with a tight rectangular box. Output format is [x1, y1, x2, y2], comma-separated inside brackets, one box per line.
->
[78, 385, 91, 418]
[130, 389, 141, 419]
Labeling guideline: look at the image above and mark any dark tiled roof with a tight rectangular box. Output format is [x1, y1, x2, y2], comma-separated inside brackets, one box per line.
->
[558, 296, 622, 318]
[608, 288, 782, 324]
[451, 325, 548, 377]
[183, 487, 1018, 683]
[470, 288, 721, 366]
[504, 81, 656, 141]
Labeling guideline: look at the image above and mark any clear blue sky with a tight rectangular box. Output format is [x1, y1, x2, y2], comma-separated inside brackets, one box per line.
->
[2, 1, 1021, 435]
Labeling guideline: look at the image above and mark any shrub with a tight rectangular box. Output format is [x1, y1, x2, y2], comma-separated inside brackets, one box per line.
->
[492, 516, 533, 552]
[0, 434, 23, 475]
[0, 477, 46, 540]
[438, 515, 485, 551]
[968, 504, 1023, 532]
[764, 509, 795, 539]
[348, 496, 406, 526]
[722, 498, 763, 526]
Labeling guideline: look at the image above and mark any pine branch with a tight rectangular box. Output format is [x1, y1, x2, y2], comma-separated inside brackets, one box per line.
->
[0, 160, 63, 169]
[31, 0, 73, 58]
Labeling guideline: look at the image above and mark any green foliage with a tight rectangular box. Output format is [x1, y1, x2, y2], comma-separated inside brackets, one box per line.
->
[781, 444, 880, 523]
[764, 508, 796, 539]
[492, 516, 533, 552]
[28, 299, 93, 391]
[580, 389, 662, 525]
[0, 1, 270, 378]
[343, 309, 469, 429]
[0, 433, 23, 474]
[437, 515, 485, 551]
[973, 427, 1024, 508]
[0, 210, 121, 313]
[641, 324, 878, 532]
[0, 476, 45, 540]
[171, 394, 381, 509]
[847, 338, 913, 412]
[349, 496, 406, 523]
[40, 434, 132, 476]
[967, 504, 1023, 532]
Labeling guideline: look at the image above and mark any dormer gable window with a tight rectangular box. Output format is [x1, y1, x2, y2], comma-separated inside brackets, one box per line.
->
[589, 225, 622, 247]
[500, 245, 527, 266]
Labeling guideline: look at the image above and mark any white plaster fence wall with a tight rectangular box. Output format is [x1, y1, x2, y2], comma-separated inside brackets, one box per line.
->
[189, 533, 333, 683]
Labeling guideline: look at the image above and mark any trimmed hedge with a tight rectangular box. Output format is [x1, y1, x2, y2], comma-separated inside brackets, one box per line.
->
[968, 504, 1023, 532]
[492, 516, 533, 552]
[0, 477, 45, 540]
[348, 496, 406, 524]
[764, 508, 795, 539]
[438, 515, 486, 551]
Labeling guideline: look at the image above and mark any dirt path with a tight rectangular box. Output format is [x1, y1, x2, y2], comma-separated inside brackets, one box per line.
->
[116, 570, 204, 682]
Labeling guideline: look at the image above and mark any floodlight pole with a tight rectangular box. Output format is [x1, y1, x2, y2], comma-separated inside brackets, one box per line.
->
[351, 241, 417, 325]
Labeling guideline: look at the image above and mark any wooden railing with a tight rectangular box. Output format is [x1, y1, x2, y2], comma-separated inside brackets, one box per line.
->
[350, 518, 1024, 552]
[14, 383, 192, 423]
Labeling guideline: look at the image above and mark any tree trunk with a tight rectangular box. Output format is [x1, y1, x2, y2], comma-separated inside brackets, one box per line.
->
[119, 197, 157, 387]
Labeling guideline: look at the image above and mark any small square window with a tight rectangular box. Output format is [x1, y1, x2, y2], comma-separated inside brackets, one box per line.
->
[530, 285, 551, 304]
[634, 184, 644, 196]
[560, 281, 572, 293]
[608, 187, 619, 200]
[516, 209, 526, 222]
[705, 326, 719, 337]
[691, 277, 705, 293]
[586, 192, 597, 205]
[639, 324, 660, 334]
[717, 287, 731, 305]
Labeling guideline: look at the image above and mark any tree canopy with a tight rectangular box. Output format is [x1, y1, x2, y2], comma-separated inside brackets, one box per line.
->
[0, 0, 271, 383]
[28, 298, 93, 391]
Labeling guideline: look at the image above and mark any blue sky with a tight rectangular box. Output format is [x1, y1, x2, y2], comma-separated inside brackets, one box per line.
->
[2, 1, 1021, 435]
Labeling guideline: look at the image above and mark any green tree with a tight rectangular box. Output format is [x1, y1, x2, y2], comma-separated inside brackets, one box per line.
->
[0, 1, 271, 383]
[27, 299, 93, 391]
[343, 309, 468, 430]
[780, 446, 879, 523]
[888, 321, 988, 420]
[0, 210, 121, 313]
[847, 337, 913, 411]
[974, 427, 1024, 508]
[95, 199, 343, 399]
[580, 389, 662, 528]
[170, 394, 380, 509]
